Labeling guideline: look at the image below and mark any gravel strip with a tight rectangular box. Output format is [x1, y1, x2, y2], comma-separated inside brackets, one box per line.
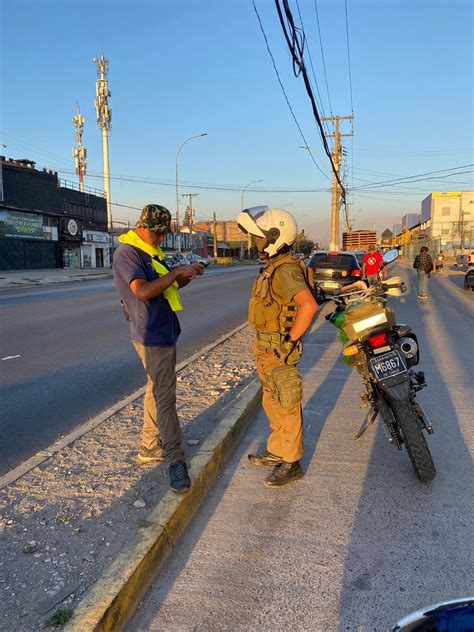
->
[0, 325, 255, 631]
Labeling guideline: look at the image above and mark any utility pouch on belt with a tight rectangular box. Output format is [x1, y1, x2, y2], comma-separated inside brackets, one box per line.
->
[271, 364, 303, 408]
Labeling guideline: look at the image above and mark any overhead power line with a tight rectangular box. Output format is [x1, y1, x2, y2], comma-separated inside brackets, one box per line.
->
[294, 0, 327, 121]
[344, 0, 354, 114]
[251, 0, 330, 181]
[352, 164, 474, 190]
[313, 0, 332, 116]
[273, 0, 347, 201]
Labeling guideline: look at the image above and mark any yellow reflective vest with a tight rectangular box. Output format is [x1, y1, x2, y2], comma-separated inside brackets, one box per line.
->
[118, 230, 183, 312]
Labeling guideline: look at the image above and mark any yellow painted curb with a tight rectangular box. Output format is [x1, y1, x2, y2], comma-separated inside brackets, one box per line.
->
[64, 379, 262, 632]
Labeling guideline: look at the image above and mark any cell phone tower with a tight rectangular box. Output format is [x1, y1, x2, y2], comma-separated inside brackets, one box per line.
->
[93, 54, 112, 228]
[72, 104, 87, 192]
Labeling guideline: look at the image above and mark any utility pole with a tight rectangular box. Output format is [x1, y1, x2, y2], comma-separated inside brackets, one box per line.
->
[321, 115, 353, 251]
[72, 104, 87, 192]
[93, 54, 112, 229]
[213, 212, 218, 262]
[182, 193, 199, 250]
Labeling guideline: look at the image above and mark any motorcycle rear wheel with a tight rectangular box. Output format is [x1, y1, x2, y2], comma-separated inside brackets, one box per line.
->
[389, 400, 436, 482]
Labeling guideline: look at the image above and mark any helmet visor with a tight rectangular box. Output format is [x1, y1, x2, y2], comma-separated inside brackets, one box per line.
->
[237, 206, 268, 238]
[242, 205, 269, 221]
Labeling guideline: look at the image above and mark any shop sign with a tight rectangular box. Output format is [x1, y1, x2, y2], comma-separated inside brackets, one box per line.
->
[0, 210, 44, 239]
[432, 192, 461, 198]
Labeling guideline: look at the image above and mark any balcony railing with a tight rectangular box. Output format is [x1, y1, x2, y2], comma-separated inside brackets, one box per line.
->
[60, 179, 105, 198]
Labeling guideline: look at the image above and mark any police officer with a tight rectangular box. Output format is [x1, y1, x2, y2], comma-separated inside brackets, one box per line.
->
[236, 206, 317, 487]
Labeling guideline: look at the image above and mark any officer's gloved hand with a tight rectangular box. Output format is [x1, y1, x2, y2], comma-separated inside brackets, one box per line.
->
[274, 334, 302, 364]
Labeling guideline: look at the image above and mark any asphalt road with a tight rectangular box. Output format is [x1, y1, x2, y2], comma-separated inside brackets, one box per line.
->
[0, 266, 257, 475]
[129, 263, 473, 631]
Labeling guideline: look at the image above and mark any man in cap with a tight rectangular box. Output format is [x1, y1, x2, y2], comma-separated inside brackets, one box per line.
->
[362, 244, 384, 284]
[113, 204, 204, 492]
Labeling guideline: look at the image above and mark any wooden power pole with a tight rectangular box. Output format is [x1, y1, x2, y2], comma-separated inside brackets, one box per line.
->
[182, 193, 199, 249]
[321, 114, 353, 251]
[213, 212, 218, 262]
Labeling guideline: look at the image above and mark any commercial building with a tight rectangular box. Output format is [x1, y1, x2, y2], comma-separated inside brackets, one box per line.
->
[0, 157, 110, 270]
[342, 229, 376, 251]
[380, 228, 393, 248]
[420, 191, 474, 248]
[401, 213, 420, 231]
[193, 220, 247, 257]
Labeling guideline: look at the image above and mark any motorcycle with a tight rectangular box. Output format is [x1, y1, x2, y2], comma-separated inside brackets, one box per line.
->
[316, 248, 436, 482]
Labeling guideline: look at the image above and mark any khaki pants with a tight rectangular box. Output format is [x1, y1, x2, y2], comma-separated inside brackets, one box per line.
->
[253, 341, 304, 463]
[132, 342, 184, 463]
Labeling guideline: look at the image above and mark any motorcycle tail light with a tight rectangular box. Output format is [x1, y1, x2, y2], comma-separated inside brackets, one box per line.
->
[367, 332, 389, 348]
[351, 269, 361, 277]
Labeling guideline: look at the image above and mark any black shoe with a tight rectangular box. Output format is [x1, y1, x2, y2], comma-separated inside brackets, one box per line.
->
[169, 460, 191, 493]
[248, 450, 283, 467]
[264, 461, 303, 488]
[137, 445, 165, 464]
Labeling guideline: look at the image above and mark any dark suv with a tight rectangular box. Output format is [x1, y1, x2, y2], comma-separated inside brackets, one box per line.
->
[307, 251, 362, 294]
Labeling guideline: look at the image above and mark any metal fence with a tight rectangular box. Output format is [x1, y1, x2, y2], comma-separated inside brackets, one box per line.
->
[401, 238, 442, 262]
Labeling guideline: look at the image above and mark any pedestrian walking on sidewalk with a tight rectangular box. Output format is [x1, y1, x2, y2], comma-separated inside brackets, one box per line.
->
[113, 204, 205, 493]
[435, 250, 445, 274]
[413, 246, 433, 299]
[236, 206, 317, 488]
[362, 244, 384, 284]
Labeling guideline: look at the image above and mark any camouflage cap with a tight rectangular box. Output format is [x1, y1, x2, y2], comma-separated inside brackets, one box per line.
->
[136, 204, 172, 233]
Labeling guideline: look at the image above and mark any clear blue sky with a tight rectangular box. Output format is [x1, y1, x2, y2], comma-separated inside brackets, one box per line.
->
[1, 0, 473, 242]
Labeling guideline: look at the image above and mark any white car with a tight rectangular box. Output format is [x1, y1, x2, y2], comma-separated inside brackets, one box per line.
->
[186, 253, 211, 267]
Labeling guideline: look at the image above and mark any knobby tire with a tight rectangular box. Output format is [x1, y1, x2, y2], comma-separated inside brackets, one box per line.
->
[389, 400, 436, 482]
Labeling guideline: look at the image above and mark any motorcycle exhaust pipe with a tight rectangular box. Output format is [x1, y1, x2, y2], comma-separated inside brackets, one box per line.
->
[398, 336, 418, 360]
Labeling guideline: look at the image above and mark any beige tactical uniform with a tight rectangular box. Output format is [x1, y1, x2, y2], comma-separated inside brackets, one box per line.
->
[249, 252, 310, 463]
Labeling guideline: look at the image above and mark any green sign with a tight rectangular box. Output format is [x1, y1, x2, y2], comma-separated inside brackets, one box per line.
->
[0, 210, 44, 239]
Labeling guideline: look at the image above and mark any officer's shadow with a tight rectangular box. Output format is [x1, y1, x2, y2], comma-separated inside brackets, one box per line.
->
[298, 322, 353, 472]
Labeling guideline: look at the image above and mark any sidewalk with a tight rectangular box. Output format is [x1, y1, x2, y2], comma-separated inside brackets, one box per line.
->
[0, 268, 113, 291]
[128, 266, 474, 631]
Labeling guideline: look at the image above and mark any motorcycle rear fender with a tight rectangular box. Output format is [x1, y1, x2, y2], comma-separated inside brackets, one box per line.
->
[380, 379, 410, 402]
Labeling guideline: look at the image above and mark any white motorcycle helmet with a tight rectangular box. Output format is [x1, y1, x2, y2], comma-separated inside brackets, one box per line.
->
[237, 206, 298, 258]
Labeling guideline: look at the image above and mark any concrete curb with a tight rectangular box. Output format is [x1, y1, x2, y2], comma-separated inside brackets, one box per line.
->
[0, 322, 249, 490]
[64, 378, 262, 632]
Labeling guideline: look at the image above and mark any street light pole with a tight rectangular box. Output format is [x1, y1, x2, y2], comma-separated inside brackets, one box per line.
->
[241, 179, 263, 212]
[241, 179, 262, 259]
[175, 133, 207, 252]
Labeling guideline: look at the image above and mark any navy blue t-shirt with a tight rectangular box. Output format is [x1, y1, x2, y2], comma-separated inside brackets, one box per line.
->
[113, 244, 181, 347]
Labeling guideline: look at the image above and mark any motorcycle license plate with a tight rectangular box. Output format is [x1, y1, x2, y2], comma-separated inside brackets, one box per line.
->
[370, 350, 407, 382]
[324, 281, 339, 288]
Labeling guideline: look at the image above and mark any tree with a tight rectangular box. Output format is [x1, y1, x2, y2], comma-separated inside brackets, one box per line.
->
[295, 236, 314, 257]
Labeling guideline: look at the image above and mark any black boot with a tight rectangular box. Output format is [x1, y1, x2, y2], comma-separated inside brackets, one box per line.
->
[264, 461, 303, 487]
[248, 449, 283, 467]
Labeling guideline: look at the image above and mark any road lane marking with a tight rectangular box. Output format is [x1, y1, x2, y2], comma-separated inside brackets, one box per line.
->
[2, 354, 21, 360]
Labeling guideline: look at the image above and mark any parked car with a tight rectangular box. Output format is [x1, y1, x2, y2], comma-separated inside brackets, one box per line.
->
[307, 250, 362, 294]
[353, 250, 366, 266]
[163, 252, 190, 269]
[464, 263, 474, 291]
[186, 253, 211, 267]
[455, 253, 473, 267]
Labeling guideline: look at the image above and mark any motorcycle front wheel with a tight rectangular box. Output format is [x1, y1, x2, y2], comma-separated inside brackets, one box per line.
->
[389, 400, 436, 482]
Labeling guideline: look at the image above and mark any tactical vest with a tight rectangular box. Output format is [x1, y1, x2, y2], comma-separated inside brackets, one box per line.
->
[248, 253, 312, 334]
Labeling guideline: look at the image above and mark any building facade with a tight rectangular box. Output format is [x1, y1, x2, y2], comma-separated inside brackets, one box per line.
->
[420, 191, 474, 248]
[342, 229, 377, 251]
[0, 157, 110, 270]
